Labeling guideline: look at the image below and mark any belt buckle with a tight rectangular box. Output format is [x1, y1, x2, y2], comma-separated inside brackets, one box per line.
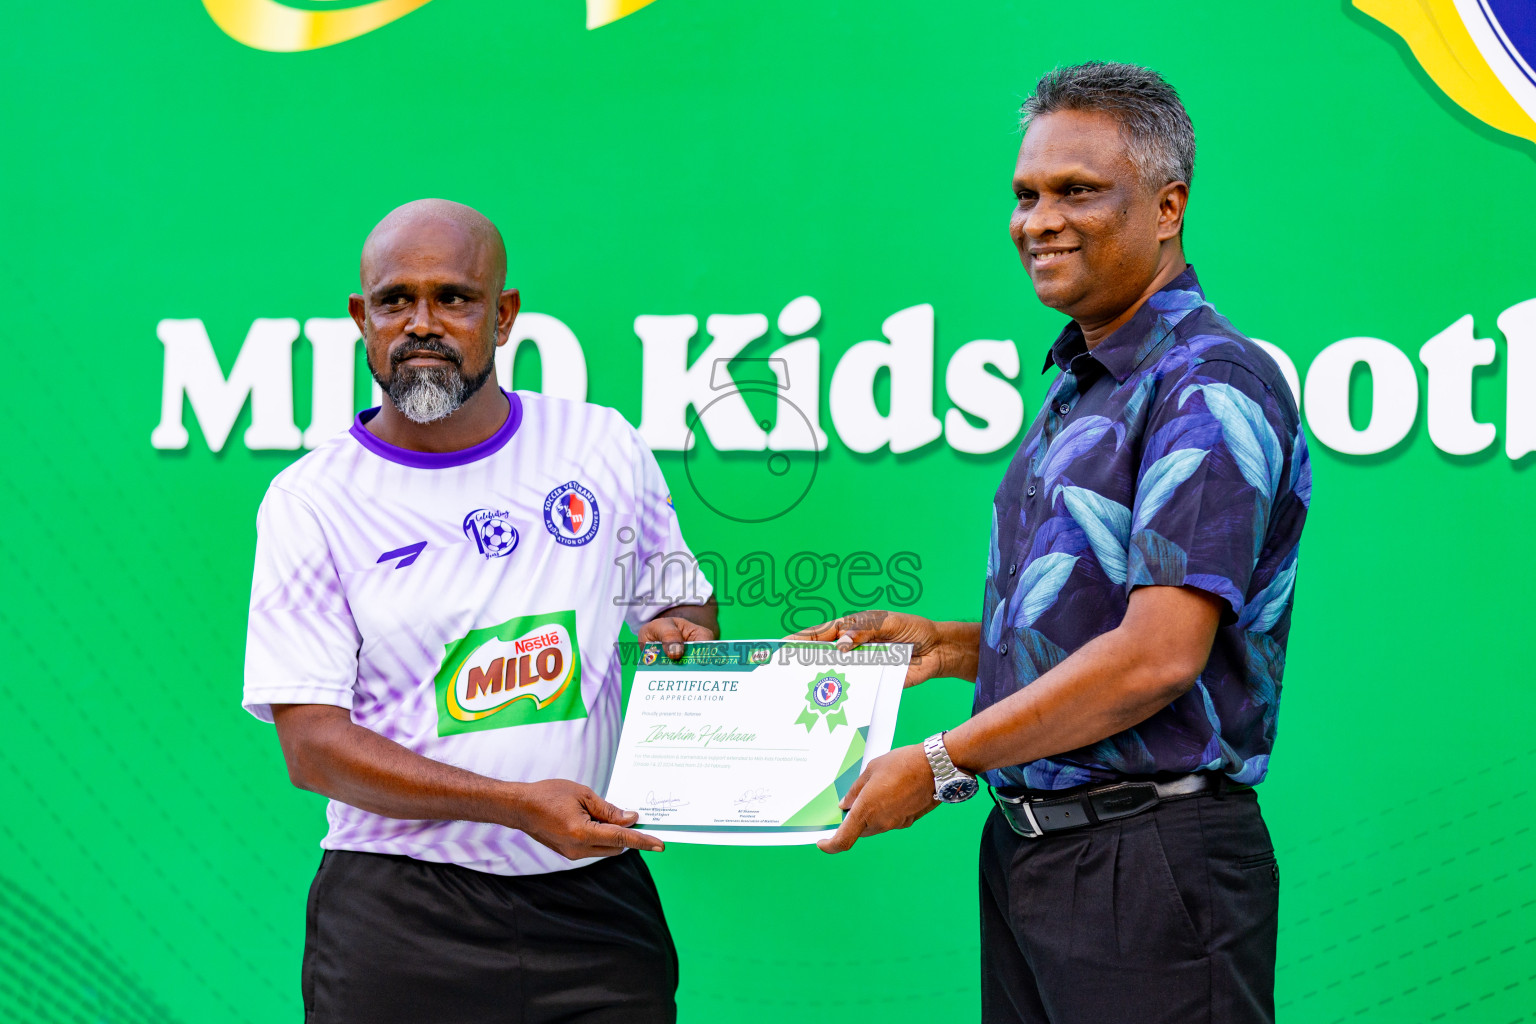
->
[990, 788, 1044, 839]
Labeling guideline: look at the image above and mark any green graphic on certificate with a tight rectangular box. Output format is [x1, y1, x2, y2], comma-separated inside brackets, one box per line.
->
[782, 727, 868, 828]
[796, 671, 851, 731]
[605, 641, 909, 845]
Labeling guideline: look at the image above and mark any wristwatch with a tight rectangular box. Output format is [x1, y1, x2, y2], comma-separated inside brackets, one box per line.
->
[923, 731, 979, 803]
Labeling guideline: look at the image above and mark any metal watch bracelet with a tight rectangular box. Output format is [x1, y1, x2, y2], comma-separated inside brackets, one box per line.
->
[924, 731, 979, 803]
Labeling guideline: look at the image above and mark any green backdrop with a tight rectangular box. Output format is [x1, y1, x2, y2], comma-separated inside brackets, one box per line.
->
[3, 2, 1534, 1021]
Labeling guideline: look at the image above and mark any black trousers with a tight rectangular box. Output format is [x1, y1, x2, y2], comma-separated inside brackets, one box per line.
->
[302, 850, 678, 1024]
[979, 787, 1278, 1024]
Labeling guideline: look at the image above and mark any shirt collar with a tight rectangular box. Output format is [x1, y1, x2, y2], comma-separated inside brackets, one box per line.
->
[350, 390, 523, 469]
[1042, 265, 1206, 384]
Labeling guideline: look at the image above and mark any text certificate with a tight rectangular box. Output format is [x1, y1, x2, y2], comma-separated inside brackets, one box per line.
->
[605, 640, 910, 845]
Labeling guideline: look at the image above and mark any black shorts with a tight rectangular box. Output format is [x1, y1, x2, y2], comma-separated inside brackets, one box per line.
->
[302, 850, 678, 1024]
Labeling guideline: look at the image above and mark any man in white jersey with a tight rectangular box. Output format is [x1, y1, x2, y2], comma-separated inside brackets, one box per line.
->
[243, 199, 718, 1023]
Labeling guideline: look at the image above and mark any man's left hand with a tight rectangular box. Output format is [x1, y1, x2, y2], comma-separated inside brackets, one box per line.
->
[637, 614, 716, 661]
[817, 744, 939, 853]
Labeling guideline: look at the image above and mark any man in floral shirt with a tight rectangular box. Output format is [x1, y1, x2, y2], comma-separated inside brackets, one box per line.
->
[802, 63, 1310, 1022]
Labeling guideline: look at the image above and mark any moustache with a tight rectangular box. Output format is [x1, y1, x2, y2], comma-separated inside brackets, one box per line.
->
[391, 339, 463, 368]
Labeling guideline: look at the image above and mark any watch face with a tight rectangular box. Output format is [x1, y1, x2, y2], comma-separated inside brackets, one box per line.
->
[939, 777, 979, 803]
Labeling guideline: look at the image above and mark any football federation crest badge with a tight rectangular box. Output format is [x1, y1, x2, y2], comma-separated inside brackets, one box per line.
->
[796, 671, 850, 731]
[462, 509, 519, 559]
[544, 482, 601, 547]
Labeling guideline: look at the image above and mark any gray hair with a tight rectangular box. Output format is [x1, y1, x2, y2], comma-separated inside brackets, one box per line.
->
[1021, 62, 1196, 189]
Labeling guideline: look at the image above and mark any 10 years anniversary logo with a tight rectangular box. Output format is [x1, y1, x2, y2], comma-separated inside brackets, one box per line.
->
[202, 0, 659, 51]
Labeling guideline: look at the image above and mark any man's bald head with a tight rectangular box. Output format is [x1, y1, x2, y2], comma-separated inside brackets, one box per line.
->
[350, 199, 520, 427]
[360, 198, 507, 293]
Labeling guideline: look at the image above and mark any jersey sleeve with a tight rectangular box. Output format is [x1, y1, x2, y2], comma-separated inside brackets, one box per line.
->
[243, 485, 361, 722]
[624, 427, 713, 632]
[1126, 359, 1297, 623]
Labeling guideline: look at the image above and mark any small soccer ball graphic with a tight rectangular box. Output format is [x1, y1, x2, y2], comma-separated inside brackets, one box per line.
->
[480, 519, 518, 557]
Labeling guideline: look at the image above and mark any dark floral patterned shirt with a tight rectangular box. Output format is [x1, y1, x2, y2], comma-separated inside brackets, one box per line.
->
[976, 266, 1311, 791]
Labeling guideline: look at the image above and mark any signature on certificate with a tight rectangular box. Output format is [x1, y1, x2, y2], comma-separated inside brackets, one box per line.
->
[645, 790, 687, 809]
[734, 787, 773, 808]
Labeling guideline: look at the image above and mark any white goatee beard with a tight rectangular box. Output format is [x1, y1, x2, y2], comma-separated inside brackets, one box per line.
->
[390, 367, 465, 424]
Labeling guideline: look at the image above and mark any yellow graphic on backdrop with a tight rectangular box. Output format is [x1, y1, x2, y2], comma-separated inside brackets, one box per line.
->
[203, 0, 659, 52]
[1355, 0, 1536, 145]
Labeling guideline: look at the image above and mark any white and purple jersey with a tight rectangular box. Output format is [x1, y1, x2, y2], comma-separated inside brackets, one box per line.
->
[243, 391, 710, 876]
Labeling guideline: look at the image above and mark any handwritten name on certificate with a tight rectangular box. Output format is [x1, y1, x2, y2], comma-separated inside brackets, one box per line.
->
[605, 640, 910, 845]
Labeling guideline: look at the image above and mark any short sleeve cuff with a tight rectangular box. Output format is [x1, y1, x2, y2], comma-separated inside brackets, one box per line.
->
[1128, 530, 1246, 622]
[242, 684, 355, 724]
[633, 577, 715, 627]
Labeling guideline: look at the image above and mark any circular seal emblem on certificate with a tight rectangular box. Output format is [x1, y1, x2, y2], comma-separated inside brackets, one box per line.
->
[812, 674, 843, 707]
[797, 671, 850, 731]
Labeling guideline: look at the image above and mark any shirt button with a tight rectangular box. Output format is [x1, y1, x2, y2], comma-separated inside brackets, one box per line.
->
[1027, 485, 1036, 497]
[1058, 403, 1071, 415]
[1008, 563, 1017, 576]
[999, 642, 1009, 655]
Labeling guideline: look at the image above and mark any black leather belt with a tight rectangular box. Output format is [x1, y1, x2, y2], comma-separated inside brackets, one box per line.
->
[991, 773, 1227, 839]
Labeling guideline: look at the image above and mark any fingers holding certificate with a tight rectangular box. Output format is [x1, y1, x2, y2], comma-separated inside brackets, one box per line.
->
[605, 641, 910, 845]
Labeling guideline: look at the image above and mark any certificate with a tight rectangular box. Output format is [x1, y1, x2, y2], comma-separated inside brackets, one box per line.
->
[605, 640, 910, 845]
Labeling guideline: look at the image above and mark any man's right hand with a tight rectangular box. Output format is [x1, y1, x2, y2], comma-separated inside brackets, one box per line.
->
[792, 610, 963, 688]
[506, 779, 664, 859]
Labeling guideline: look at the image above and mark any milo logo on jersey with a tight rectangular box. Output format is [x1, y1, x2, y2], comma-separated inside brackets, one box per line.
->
[435, 610, 585, 735]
